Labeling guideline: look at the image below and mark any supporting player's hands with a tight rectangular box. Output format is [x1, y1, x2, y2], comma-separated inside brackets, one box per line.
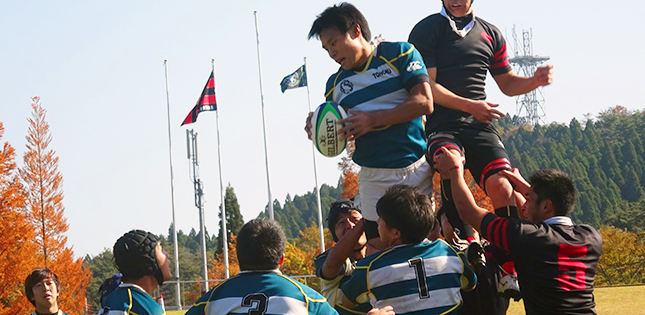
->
[304, 111, 313, 140]
[367, 306, 395, 315]
[433, 147, 465, 178]
[468, 100, 505, 124]
[498, 168, 530, 195]
[338, 109, 375, 141]
[533, 64, 554, 87]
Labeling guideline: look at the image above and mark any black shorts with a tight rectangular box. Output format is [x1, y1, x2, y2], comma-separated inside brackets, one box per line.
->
[427, 123, 511, 189]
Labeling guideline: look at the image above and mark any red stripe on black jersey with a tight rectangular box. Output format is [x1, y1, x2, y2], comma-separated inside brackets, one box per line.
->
[500, 219, 509, 253]
[491, 44, 509, 69]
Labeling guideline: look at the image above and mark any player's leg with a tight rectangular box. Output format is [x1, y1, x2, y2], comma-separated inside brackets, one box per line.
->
[463, 125, 519, 219]
[358, 157, 434, 256]
[462, 125, 522, 298]
[428, 133, 486, 271]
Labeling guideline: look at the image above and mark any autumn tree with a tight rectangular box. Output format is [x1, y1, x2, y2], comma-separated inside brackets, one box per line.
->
[0, 122, 39, 315]
[596, 226, 645, 285]
[19, 97, 91, 314]
[338, 141, 359, 199]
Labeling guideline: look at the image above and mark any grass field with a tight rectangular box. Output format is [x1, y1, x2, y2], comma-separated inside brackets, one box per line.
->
[166, 285, 645, 315]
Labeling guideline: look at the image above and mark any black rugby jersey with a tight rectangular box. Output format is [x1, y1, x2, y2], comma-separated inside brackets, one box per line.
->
[481, 213, 602, 315]
[409, 13, 512, 129]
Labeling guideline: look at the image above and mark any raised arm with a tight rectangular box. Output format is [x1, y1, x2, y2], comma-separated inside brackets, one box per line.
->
[337, 81, 433, 140]
[433, 147, 489, 232]
[320, 219, 365, 280]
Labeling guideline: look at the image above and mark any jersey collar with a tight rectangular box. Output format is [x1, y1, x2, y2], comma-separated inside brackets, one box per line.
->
[440, 7, 475, 37]
[543, 216, 573, 226]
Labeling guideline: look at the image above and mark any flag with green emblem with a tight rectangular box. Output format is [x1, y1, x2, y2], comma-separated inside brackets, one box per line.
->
[280, 64, 307, 93]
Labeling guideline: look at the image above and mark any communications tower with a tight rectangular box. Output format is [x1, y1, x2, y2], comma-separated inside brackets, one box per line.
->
[508, 25, 549, 125]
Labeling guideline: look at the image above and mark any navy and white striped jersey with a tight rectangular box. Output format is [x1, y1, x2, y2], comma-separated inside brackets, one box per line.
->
[185, 270, 338, 315]
[341, 240, 476, 314]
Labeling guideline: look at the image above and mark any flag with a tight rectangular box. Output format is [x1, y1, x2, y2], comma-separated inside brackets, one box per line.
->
[280, 64, 307, 93]
[181, 71, 217, 126]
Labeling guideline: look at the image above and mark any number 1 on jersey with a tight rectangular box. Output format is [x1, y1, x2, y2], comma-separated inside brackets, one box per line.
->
[408, 257, 430, 299]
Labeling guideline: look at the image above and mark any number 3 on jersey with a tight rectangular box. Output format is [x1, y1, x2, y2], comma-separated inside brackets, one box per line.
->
[241, 293, 268, 315]
[408, 257, 430, 298]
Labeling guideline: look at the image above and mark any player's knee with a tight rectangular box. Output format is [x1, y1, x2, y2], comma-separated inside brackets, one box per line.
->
[485, 174, 514, 202]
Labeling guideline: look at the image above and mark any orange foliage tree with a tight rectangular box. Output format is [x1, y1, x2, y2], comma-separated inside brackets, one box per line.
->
[338, 141, 359, 199]
[0, 122, 39, 315]
[184, 234, 240, 305]
[19, 97, 91, 314]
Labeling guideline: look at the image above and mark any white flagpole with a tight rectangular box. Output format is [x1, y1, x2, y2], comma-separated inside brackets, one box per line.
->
[163, 60, 182, 309]
[304, 57, 325, 253]
[254, 11, 274, 220]
[212, 59, 230, 279]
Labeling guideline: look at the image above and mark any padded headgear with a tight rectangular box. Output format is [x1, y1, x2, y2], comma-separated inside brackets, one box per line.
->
[327, 199, 361, 242]
[113, 230, 165, 285]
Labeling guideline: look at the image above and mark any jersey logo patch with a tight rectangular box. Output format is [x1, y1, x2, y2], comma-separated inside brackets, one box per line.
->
[340, 80, 354, 94]
[480, 32, 493, 45]
[406, 61, 422, 72]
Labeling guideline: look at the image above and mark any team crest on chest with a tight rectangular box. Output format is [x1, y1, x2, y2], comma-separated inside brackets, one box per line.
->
[340, 80, 354, 94]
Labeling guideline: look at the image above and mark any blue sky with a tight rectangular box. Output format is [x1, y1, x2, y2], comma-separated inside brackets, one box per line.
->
[1, 0, 643, 258]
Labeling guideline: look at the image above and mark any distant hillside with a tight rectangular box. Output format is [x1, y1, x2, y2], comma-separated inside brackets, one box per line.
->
[262, 106, 645, 237]
[496, 106, 645, 232]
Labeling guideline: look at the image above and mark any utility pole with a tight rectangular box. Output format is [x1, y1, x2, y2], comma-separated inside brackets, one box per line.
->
[187, 129, 209, 293]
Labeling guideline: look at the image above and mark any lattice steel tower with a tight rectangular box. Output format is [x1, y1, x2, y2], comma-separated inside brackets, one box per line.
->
[508, 25, 549, 125]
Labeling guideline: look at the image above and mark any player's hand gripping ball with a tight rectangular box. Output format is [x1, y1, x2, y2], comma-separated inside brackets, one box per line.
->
[310, 101, 347, 157]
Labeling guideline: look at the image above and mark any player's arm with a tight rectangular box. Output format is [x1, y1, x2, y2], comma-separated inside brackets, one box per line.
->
[427, 68, 505, 124]
[319, 219, 365, 279]
[493, 65, 554, 96]
[432, 147, 489, 232]
[337, 80, 433, 140]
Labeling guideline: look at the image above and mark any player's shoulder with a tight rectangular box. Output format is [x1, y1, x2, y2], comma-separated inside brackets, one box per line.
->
[377, 41, 415, 59]
[411, 13, 444, 32]
[474, 16, 503, 36]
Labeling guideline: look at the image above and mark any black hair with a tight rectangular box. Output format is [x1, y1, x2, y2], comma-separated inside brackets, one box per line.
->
[24, 268, 60, 306]
[529, 169, 577, 217]
[327, 199, 361, 242]
[113, 230, 164, 285]
[237, 218, 286, 271]
[308, 2, 371, 41]
[376, 185, 435, 244]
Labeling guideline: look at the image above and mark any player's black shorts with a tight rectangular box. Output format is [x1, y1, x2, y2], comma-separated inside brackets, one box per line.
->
[427, 123, 511, 189]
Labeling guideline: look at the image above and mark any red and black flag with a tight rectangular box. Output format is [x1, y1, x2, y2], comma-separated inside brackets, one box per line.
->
[181, 71, 217, 126]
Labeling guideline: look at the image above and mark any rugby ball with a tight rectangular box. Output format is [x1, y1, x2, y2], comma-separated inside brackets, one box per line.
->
[310, 101, 348, 157]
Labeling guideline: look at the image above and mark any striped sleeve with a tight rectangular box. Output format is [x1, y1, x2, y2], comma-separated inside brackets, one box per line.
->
[340, 265, 369, 305]
[480, 213, 519, 257]
[488, 27, 512, 76]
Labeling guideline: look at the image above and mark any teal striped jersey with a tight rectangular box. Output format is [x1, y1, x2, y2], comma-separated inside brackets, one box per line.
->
[341, 240, 476, 315]
[324, 41, 429, 169]
[99, 283, 165, 315]
[314, 249, 373, 315]
[185, 270, 338, 315]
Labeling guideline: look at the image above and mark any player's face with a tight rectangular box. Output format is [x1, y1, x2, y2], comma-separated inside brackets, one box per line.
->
[377, 217, 397, 245]
[31, 277, 58, 310]
[155, 242, 173, 282]
[320, 26, 366, 71]
[443, 0, 473, 17]
[523, 188, 548, 223]
[334, 210, 367, 248]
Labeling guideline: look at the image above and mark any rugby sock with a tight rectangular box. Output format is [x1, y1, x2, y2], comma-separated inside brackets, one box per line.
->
[442, 179, 475, 240]
[502, 261, 516, 276]
[495, 205, 519, 219]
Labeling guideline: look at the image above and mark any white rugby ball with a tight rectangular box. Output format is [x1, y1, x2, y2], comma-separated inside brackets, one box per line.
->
[310, 101, 347, 157]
